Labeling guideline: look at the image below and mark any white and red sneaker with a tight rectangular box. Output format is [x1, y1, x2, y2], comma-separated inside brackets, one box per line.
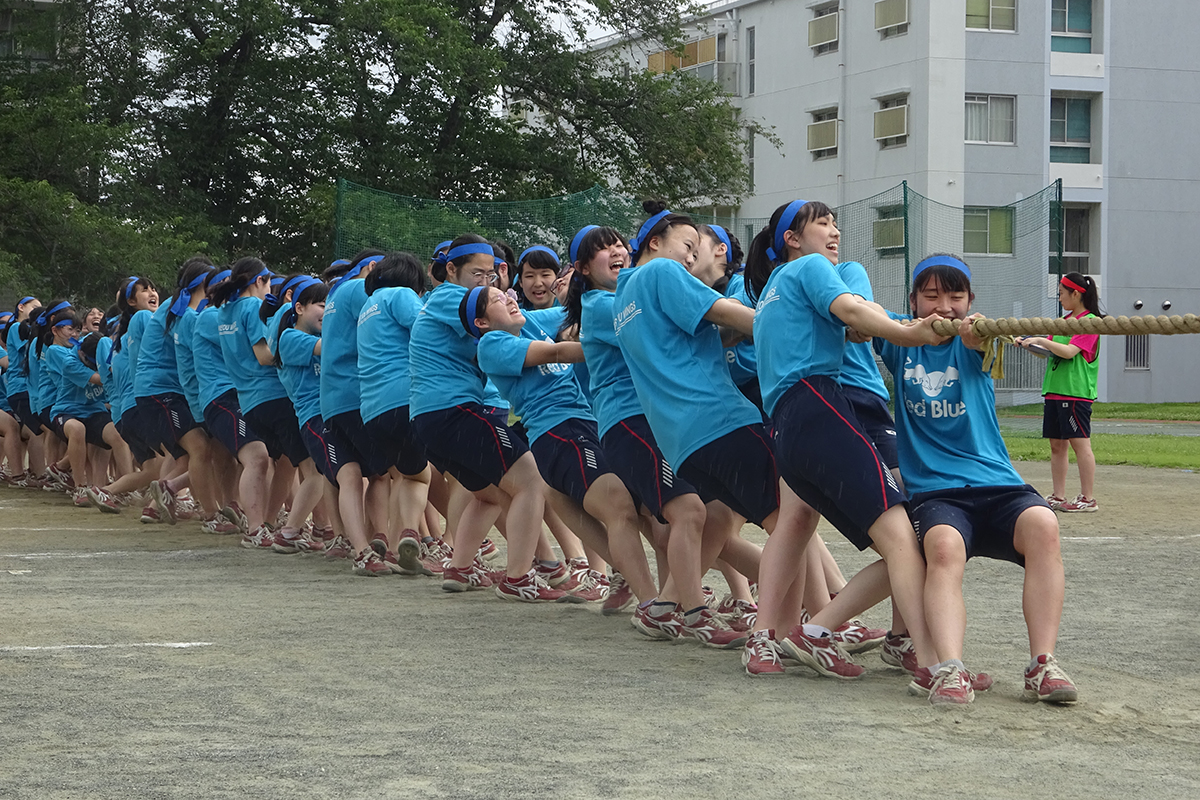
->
[352, 548, 390, 577]
[149, 480, 178, 525]
[631, 603, 682, 640]
[833, 623, 888, 654]
[928, 664, 975, 705]
[559, 569, 608, 603]
[85, 486, 121, 514]
[1045, 494, 1066, 511]
[495, 570, 566, 602]
[679, 607, 749, 649]
[442, 562, 496, 592]
[880, 632, 918, 674]
[72, 487, 92, 507]
[140, 504, 160, 524]
[1024, 654, 1078, 703]
[743, 629, 786, 677]
[395, 528, 423, 573]
[533, 559, 569, 587]
[240, 525, 275, 550]
[780, 627, 865, 680]
[1059, 495, 1098, 513]
[221, 502, 249, 535]
[201, 515, 239, 535]
[271, 528, 305, 554]
[716, 597, 758, 632]
[323, 535, 353, 560]
[601, 571, 635, 616]
[909, 665, 993, 697]
[477, 537, 501, 562]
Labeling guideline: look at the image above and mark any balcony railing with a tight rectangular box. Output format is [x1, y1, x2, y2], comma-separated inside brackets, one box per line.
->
[680, 61, 741, 96]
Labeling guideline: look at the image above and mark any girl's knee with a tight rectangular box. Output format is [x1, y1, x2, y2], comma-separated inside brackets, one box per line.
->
[922, 527, 966, 571]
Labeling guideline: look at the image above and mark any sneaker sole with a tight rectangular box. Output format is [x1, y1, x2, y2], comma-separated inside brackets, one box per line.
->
[1060, 507, 1097, 513]
[494, 587, 561, 603]
[441, 579, 478, 592]
[601, 594, 636, 616]
[1024, 687, 1078, 703]
[87, 492, 121, 514]
[839, 638, 885, 655]
[630, 617, 679, 641]
[396, 539, 423, 573]
[779, 638, 864, 680]
[930, 691, 975, 706]
[149, 483, 177, 525]
[681, 631, 748, 650]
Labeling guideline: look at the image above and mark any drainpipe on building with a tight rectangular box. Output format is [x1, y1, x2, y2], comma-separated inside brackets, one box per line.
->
[837, 1, 848, 210]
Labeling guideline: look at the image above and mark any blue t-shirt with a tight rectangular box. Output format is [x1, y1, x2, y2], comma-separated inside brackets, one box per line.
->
[122, 308, 152, 401]
[613, 258, 761, 469]
[96, 336, 116, 411]
[109, 333, 136, 419]
[218, 296, 287, 413]
[579, 290, 643, 437]
[876, 314, 1023, 494]
[134, 302, 182, 398]
[171, 308, 204, 419]
[476, 311, 594, 444]
[722, 273, 759, 387]
[49, 345, 107, 419]
[320, 279, 369, 419]
[836, 262, 890, 402]
[277, 327, 323, 425]
[754, 254, 853, 417]
[357, 286, 423, 422]
[408, 283, 487, 417]
[33, 346, 56, 413]
[194, 306, 237, 411]
[5, 324, 29, 397]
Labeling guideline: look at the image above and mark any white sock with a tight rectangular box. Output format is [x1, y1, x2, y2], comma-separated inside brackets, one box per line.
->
[802, 623, 831, 638]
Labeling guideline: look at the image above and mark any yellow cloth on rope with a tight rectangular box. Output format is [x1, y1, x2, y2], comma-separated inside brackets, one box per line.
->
[979, 335, 1015, 381]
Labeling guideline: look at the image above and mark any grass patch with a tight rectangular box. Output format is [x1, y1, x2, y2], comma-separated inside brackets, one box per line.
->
[1003, 432, 1200, 470]
[997, 402, 1200, 421]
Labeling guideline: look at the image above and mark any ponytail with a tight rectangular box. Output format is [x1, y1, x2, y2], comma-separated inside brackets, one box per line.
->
[744, 200, 835, 304]
[558, 225, 626, 339]
[209, 257, 270, 307]
[629, 200, 693, 267]
[272, 279, 327, 367]
[1062, 271, 1105, 318]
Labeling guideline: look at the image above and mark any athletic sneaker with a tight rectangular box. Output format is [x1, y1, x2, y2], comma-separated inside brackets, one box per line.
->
[72, 488, 92, 507]
[702, 585, 717, 608]
[478, 537, 501, 562]
[928, 664, 975, 706]
[149, 480, 178, 525]
[533, 560, 569, 587]
[323, 535, 354, 560]
[201, 516, 238, 535]
[241, 525, 275, 550]
[779, 627, 865, 680]
[909, 665, 992, 697]
[85, 486, 121, 514]
[495, 570, 567, 603]
[140, 504, 160, 524]
[832, 623, 888, 654]
[743, 629, 786, 677]
[174, 495, 204, 521]
[1059, 494, 1098, 513]
[602, 571, 635, 616]
[631, 603, 683, 641]
[716, 597, 758, 632]
[1045, 494, 1066, 511]
[317, 525, 337, 543]
[1024, 654, 1078, 703]
[880, 633, 918, 674]
[352, 548, 390, 577]
[679, 607, 749, 649]
[369, 535, 389, 557]
[383, 549, 426, 576]
[395, 529, 423, 573]
[559, 570, 607, 604]
[46, 464, 74, 489]
[221, 503, 249, 535]
[271, 528, 306, 554]
[441, 562, 497, 592]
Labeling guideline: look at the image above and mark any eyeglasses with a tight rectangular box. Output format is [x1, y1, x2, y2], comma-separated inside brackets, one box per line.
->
[470, 271, 499, 285]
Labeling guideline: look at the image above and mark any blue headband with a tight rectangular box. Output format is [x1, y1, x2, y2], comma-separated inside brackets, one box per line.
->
[169, 272, 209, 317]
[231, 267, 271, 301]
[569, 225, 599, 265]
[629, 211, 672, 253]
[37, 301, 71, 326]
[464, 286, 487, 339]
[443, 243, 493, 264]
[124, 276, 141, 301]
[709, 225, 733, 264]
[291, 277, 323, 311]
[279, 275, 310, 304]
[767, 200, 809, 263]
[75, 337, 96, 368]
[0, 312, 12, 321]
[53, 318, 75, 329]
[330, 259, 350, 268]
[434, 240, 453, 257]
[518, 245, 560, 268]
[17, 296, 34, 307]
[913, 255, 972, 281]
[209, 269, 231, 287]
[329, 255, 380, 298]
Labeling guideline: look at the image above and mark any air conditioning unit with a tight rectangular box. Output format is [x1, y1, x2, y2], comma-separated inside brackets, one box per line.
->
[808, 14, 838, 49]
[807, 119, 838, 152]
[874, 105, 908, 139]
[873, 218, 905, 251]
[875, 0, 909, 30]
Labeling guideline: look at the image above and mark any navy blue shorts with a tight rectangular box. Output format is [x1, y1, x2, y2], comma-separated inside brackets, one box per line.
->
[600, 414, 697, 523]
[530, 418, 611, 505]
[56, 411, 113, 449]
[244, 397, 307, 468]
[679, 424, 779, 526]
[842, 385, 899, 471]
[412, 403, 529, 493]
[203, 389, 262, 458]
[510, 418, 531, 447]
[9, 393, 41, 435]
[299, 415, 338, 481]
[772, 376, 907, 551]
[115, 410, 156, 463]
[136, 393, 199, 458]
[324, 409, 385, 479]
[910, 484, 1051, 567]
[363, 406, 428, 477]
[1043, 398, 1092, 439]
[736, 378, 766, 419]
[38, 408, 62, 441]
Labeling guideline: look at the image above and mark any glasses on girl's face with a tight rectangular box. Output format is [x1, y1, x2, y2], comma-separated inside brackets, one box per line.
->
[469, 270, 499, 285]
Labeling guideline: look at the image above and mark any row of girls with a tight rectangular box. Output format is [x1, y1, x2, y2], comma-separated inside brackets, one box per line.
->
[0, 199, 1079, 706]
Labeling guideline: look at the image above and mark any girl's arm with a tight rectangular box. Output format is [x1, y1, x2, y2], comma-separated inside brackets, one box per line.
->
[703, 297, 754, 337]
[313, 339, 322, 357]
[830, 294, 947, 348]
[252, 340, 273, 366]
[1015, 336, 1081, 359]
[89, 373, 103, 386]
[523, 340, 584, 367]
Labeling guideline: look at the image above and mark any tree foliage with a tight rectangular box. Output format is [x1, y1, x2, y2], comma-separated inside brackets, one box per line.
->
[0, 0, 766, 301]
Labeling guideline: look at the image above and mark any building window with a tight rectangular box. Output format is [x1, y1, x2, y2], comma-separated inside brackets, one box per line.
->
[808, 109, 838, 160]
[875, 0, 909, 38]
[1051, 0, 1092, 53]
[874, 205, 906, 258]
[966, 0, 1016, 31]
[965, 94, 1015, 144]
[964, 207, 1015, 255]
[810, 5, 839, 55]
[747, 131, 755, 193]
[1061, 206, 1091, 273]
[746, 27, 756, 95]
[875, 96, 908, 148]
[1050, 96, 1091, 163]
[1124, 336, 1150, 370]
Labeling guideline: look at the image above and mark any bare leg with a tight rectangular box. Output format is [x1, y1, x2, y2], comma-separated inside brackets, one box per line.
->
[1049, 438, 1069, 498]
[1068, 437, 1095, 499]
[1013, 506, 1065, 656]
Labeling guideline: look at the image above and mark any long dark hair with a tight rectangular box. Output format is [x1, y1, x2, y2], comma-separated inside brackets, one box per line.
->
[744, 200, 836, 304]
[630, 200, 694, 267]
[208, 257, 269, 307]
[559, 226, 626, 338]
[272, 280, 329, 367]
[165, 257, 214, 333]
[112, 276, 158, 352]
[78, 331, 103, 369]
[365, 252, 426, 296]
[260, 273, 310, 322]
[27, 299, 75, 372]
[1062, 271, 1105, 318]
[697, 224, 745, 293]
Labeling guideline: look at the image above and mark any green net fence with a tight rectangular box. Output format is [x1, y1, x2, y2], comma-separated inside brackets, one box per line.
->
[335, 178, 1062, 393]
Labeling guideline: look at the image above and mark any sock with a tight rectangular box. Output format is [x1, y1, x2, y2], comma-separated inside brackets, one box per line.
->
[683, 605, 707, 623]
[802, 623, 831, 638]
[649, 600, 676, 618]
[638, 598, 655, 610]
[537, 559, 560, 570]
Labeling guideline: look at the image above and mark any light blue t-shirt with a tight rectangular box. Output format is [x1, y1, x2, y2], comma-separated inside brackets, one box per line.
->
[277, 327, 323, 425]
[5, 323, 29, 397]
[109, 333, 136, 419]
[876, 313, 1024, 494]
[122, 308, 152, 402]
[476, 310, 595, 444]
[408, 282, 486, 417]
[836, 261, 890, 402]
[579, 289, 643, 437]
[49, 345, 107, 419]
[218, 296, 287, 413]
[194, 306, 237, 412]
[171, 308, 204, 419]
[320, 278, 369, 420]
[134, 302, 183, 398]
[754, 253, 854, 417]
[723, 273, 759, 387]
[613, 258, 761, 469]
[96, 336, 117, 411]
[357, 286, 423, 422]
[33, 346, 56, 413]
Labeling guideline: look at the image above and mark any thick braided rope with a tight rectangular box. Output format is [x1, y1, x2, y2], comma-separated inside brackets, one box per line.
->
[931, 313, 1200, 338]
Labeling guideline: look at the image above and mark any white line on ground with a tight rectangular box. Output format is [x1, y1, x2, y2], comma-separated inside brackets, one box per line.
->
[0, 550, 199, 559]
[0, 527, 130, 532]
[0, 642, 214, 652]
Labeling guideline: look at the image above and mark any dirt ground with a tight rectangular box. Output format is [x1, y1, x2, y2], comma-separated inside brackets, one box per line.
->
[1, 461, 1198, 799]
